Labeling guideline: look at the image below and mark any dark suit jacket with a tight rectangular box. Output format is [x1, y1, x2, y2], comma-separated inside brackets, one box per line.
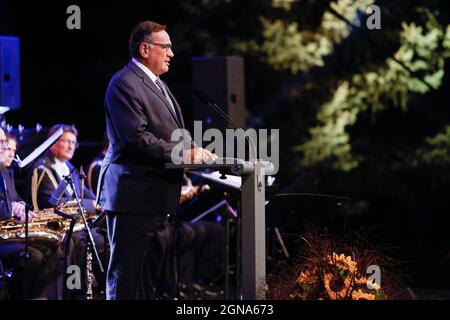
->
[29, 151, 95, 210]
[97, 61, 188, 216]
[0, 167, 25, 218]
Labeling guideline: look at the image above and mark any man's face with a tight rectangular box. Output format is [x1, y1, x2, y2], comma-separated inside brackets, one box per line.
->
[0, 129, 7, 164]
[50, 132, 77, 161]
[140, 30, 174, 76]
[3, 139, 17, 167]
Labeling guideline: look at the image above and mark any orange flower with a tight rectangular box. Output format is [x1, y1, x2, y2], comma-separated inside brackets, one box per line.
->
[355, 276, 367, 286]
[327, 252, 358, 273]
[323, 272, 351, 300]
[351, 289, 376, 300]
[296, 269, 317, 285]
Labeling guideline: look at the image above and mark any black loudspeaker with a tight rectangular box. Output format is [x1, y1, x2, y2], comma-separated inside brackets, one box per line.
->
[192, 56, 247, 129]
[0, 36, 21, 110]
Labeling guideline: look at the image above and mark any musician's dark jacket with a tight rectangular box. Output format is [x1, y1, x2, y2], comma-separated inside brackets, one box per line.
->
[0, 166, 25, 218]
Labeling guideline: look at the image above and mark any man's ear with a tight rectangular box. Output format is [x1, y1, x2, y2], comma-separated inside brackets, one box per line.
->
[139, 43, 149, 58]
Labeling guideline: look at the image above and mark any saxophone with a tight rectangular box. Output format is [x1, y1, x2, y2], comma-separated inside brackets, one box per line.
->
[0, 203, 102, 299]
[0, 202, 99, 245]
[0, 208, 66, 246]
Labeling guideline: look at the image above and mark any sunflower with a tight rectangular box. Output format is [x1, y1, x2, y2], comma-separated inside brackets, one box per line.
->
[351, 289, 376, 300]
[323, 272, 352, 299]
[327, 252, 358, 273]
[296, 269, 318, 285]
[355, 275, 367, 286]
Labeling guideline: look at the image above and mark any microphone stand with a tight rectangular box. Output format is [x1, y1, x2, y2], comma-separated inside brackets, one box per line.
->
[20, 203, 31, 299]
[79, 166, 85, 200]
[194, 90, 257, 161]
[62, 214, 76, 300]
[63, 175, 104, 292]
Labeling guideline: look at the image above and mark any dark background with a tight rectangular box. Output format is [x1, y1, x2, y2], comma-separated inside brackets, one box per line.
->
[1, 0, 450, 292]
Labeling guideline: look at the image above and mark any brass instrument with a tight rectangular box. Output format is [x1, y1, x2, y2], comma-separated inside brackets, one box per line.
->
[0, 201, 102, 299]
[56, 200, 99, 232]
[0, 203, 99, 245]
[0, 208, 66, 246]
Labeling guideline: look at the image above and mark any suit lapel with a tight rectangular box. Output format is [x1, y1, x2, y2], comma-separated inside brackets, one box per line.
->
[68, 162, 81, 197]
[165, 85, 185, 128]
[127, 61, 182, 128]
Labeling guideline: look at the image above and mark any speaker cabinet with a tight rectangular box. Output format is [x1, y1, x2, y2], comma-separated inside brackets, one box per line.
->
[0, 36, 20, 110]
[192, 56, 247, 129]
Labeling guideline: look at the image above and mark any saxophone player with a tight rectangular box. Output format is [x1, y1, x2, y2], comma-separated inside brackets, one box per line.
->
[0, 128, 49, 299]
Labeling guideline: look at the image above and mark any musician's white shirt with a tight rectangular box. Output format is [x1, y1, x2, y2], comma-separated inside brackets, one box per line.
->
[52, 158, 74, 196]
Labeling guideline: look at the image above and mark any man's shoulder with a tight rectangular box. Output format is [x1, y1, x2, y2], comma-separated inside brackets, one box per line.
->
[109, 62, 142, 87]
[0, 166, 8, 177]
[30, 153, 53, 171]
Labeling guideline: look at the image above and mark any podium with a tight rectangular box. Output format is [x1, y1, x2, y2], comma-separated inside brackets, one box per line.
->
[166, 159, 274, 299]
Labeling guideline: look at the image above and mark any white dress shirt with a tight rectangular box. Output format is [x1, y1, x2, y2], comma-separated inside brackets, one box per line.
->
[51, 158, 74, 196]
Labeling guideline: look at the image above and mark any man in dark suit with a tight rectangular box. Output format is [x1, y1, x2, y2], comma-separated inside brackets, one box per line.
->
[97, 20, 215, 300]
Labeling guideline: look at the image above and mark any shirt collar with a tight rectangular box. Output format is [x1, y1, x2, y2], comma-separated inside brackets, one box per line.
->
[52, 158, 70, 176]
[53, 158, 67, 167]
[131, 58, 159, 84]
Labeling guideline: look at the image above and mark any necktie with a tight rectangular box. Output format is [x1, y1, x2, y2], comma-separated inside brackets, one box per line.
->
[155, 79, 180, 123]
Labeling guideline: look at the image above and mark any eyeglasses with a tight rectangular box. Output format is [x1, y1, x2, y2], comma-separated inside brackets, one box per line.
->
[0, 139, 8, 146]
[144, 42, 173, 52]
[59, 138, 79, 148]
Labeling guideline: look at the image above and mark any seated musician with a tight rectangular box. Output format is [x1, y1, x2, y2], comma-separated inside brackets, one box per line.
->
[0, 129, 59, 299]
[28, 124, 105, 299]
[176, 174, 225, 299]
[29, 124, 97, 212]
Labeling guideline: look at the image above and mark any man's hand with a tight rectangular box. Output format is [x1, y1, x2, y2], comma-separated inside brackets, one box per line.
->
[185, 147, 217, 164]
[180, 185, 199, 203]
[11, 202, 37, 224]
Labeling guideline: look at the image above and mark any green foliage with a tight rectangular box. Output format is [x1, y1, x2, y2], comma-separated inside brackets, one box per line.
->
[236, 0, 374, 74]
[293, 81, 361, 171]
[416, 125, 450, 166]
[272, 0, 296, 11]
[179, 0, 450, 176]
[295, 8, 450, 170]
[230, 0, 449, 172]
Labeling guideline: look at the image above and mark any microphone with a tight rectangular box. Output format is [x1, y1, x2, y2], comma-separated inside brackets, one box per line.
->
[194, 89, 257, 160]
[49, 178, 69, 207]
[79, 166, 85, 200]
[193, 90, 213, 105]
[194, 90, 242, 131]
